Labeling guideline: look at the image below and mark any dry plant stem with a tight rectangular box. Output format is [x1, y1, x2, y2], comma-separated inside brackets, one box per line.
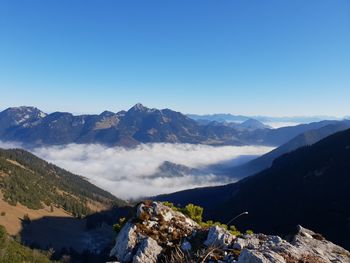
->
[201, 247, 217, 263]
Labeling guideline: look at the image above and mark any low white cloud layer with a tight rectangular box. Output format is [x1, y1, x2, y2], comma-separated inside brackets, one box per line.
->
[0, 141, 23, 149]
[0, 141, 273, 200]
[264, 122, 301, 129]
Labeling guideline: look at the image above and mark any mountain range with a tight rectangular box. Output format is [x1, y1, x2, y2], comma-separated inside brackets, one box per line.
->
[188, 113, 341, 125]
[0, 105, 244, 146]
[154, 128, 350, 249]
[0, 104, 347, 148]
[1, 105, 350, 261]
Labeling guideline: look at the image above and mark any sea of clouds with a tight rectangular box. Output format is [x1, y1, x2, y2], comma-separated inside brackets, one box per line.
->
[263, 122, 301, 129]
[0, 141, 273, 200]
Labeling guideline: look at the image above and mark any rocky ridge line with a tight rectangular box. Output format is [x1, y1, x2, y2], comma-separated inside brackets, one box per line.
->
[109, 201, 350, 263]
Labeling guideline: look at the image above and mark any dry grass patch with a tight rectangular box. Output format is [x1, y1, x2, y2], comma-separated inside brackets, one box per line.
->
[0, 191, 72, 236]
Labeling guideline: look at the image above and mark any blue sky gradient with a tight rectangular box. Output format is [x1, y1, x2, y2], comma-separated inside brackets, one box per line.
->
[0, 0, 349, 116]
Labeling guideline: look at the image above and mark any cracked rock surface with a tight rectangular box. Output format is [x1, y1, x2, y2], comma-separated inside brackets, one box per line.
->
[109, 202, 350, 263]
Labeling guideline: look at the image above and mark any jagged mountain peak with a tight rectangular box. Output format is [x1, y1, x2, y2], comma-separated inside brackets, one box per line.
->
[128, 103, 149, 112]
[4, 106, 46, 116]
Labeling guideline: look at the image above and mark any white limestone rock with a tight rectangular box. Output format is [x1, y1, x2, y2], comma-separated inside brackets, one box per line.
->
[234, 226, 350, 263]
[237, 249, 286, 263]
[133, 237, 162, 263]
[110, 222, 138, 262]
[204, 225, 235, 248]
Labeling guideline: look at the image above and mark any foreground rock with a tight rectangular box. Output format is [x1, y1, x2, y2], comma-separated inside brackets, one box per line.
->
[233, 226, 350, 263]
[109, 201, 350, 263]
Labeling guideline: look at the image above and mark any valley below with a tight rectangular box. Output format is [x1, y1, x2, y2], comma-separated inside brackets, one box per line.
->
[0, 105, 350, 262]
[2, 0, 349, 261]
[0, 139, 274, 200]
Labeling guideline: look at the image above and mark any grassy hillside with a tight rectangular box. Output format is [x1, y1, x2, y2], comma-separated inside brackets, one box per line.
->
[0, 148, 126, 217]
[0, 225, 52, 263]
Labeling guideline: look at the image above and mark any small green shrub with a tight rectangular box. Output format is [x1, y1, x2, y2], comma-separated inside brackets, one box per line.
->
[181, 203, 203, 223]
[162, 201, 178, 210]
[199, 220, 213, 228]
[162, 201, 245, 236]
[245, 229, 254, 235]
[229, 225, 241, 236]
[200, 220, 227, 229]
[113, 217, 126, 234]
[163, 202, 203, 223]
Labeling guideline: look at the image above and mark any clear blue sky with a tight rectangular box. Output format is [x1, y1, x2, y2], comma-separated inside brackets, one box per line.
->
[0, 0, 349, 116]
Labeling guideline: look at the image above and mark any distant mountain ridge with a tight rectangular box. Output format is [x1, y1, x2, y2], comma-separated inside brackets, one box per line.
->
[188, 113, 341, 124]
[239, 118, 271, 130]
[0, 104, 346, 147]
[0, 104, 244, 146]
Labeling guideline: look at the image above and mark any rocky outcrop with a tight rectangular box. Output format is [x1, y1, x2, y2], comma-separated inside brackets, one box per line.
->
[132, 237, 162, 263]
[233, 226, 350, 263]
[109, 223, 138, 262]
[109, 201, 350, 263]
[204, 225, 235, 248]
[109, 201, 199, 263]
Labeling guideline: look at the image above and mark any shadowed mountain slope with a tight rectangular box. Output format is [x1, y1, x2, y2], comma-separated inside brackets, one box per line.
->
[228, 120, 350, 178]
[0, 148, 126, 217]
[155, 128, 350, 249]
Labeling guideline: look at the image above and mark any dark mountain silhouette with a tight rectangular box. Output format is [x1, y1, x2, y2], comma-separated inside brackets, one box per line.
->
[238, 119, 342, 146]
[227, 120, 350, 178]
[155, 128, 350, 249]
